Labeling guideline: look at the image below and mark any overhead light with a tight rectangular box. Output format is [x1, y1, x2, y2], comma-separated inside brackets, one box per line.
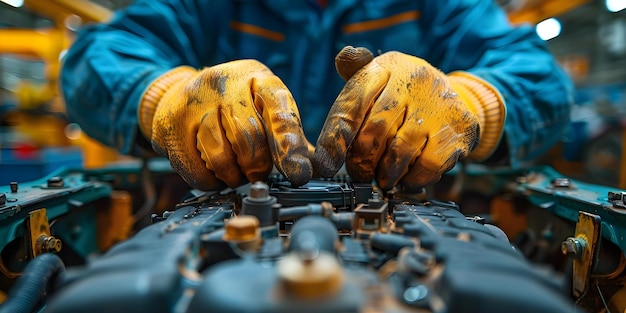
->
[606, 0, 626, 12]
[0, 0, 23, 7]
[536, 18, 562, 41]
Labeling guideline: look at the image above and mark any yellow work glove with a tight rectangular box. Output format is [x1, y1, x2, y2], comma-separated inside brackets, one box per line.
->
[138, 61, 312, 190]
[313, 46, 506, 191]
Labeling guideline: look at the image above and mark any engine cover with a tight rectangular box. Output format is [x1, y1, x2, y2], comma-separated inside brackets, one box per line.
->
[45, 180, 574, 313]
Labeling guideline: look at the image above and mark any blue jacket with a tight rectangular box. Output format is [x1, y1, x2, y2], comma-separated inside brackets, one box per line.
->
[61, 0, 573, 168]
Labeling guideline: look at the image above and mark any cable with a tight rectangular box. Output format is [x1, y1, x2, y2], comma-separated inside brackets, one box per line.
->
[596, 281, 611, 313]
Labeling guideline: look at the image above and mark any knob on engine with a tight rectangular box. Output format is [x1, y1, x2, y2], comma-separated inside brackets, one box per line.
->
[277, 249, 344, 299]
[223, 215, 261, 251]
[278, 216, 344, 299]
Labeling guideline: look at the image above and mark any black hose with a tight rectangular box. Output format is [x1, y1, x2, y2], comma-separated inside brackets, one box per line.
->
[0, 253, 65, 313]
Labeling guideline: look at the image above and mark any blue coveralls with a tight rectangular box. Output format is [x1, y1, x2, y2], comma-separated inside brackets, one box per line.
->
[61, 0, 573, 168]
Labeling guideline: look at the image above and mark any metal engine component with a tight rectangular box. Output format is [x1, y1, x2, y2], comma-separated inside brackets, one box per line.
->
[0, 170, 112, 282]
[41, 181, 574, 313]
[519, 166, 626, 312]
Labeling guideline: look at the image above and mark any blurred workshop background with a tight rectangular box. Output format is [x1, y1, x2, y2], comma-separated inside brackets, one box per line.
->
[0, 0, 625, 187]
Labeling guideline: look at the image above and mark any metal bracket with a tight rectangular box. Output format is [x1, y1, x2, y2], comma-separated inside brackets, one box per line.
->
[568, 211, 601, 297]
[25, 208, 62, 258]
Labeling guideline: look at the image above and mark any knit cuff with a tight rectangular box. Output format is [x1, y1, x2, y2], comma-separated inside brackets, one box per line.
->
[448, 71, 506, 162]
[137, 66, 197, 139]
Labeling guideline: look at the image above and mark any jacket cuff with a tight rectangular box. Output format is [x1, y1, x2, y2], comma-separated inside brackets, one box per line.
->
[448, 71, 507, 162]
[137, 66, 197, 139]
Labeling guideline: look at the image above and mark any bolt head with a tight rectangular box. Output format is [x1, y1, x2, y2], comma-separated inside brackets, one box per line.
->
[551, 177, 571, 188]
[249, 181, 270, 200]
[561, 237, 584, 258]
[223, 215, 260, 242]
[47, 176, 64, 188]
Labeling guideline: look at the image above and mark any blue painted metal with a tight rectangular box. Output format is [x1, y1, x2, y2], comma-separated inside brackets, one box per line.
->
[0, 167, 111, 271]
[520, 166, 626, 254]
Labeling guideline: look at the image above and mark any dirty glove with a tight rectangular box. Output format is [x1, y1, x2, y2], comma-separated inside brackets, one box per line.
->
[313, 46, 505, 191]
[138, 61, 312, 190]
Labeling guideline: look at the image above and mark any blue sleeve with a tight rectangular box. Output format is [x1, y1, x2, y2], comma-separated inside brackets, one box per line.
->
[420, 0, 574, 168]
[60, 0, 222, 154]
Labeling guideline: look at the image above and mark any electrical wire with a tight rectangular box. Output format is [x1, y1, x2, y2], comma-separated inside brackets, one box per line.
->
[596, 281, 611, 313]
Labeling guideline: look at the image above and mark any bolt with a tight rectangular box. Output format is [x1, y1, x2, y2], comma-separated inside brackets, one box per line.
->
[223, 215, 260, 243]
[9, 182, 17, 193]
[551, 177, 571, 188]
[47, 176, 64, 188]
[368, 192, 383, 208]
[561, 237, 585, 258]
[249, 181, 270, 200]
[38, 236, 62, 254]
[608, 191, 626, 204]
[403, 285, 428, 303]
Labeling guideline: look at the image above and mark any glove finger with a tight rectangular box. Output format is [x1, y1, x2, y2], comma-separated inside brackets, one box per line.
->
[217, 78, 274, 184]
[335, 46, 374, 81]
[313, 63, 390, 178]
[345, 82, 406, 183]
[252, 74, 312, 187]
[400, 125, 471, 189]
[197, 105, 249, 188]
[151, 97, 224, 190]
[417, 95, 480, 176]
[419, 124, 474, 172]
[401, 164, 443, 192]
[375, 113, 428, 191]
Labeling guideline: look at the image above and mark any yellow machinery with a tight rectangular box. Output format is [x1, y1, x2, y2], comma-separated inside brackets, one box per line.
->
[0, 0, 119, 168]
[504, 0, 593, 25]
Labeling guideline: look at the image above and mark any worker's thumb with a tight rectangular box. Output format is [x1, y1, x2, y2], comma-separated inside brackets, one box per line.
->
[335, 46, 374, 81]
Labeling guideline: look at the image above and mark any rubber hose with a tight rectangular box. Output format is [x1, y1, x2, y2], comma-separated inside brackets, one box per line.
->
[0, 253, 65, 313]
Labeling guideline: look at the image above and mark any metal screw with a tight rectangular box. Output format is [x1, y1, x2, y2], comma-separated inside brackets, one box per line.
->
[403, 285, 428, 303]
[47, 177, 64, 188]
[607, 191, 626, 209]
[561, 237, 585, 258]
[608, 191, 626, 203]
[38, 236, 62, 254]
[368, 192, 383, 208]
[9, 182, 17, 193]
[551, 177, 571, 188]
[249, 181, 270, 200]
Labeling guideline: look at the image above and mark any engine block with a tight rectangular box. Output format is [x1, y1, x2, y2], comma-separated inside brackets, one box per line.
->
[43, 179, 573, 313]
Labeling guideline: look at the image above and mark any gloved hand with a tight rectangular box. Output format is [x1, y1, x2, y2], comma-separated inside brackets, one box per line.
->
[138, 61, 312, 190]
[313, 46, 506, 191]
